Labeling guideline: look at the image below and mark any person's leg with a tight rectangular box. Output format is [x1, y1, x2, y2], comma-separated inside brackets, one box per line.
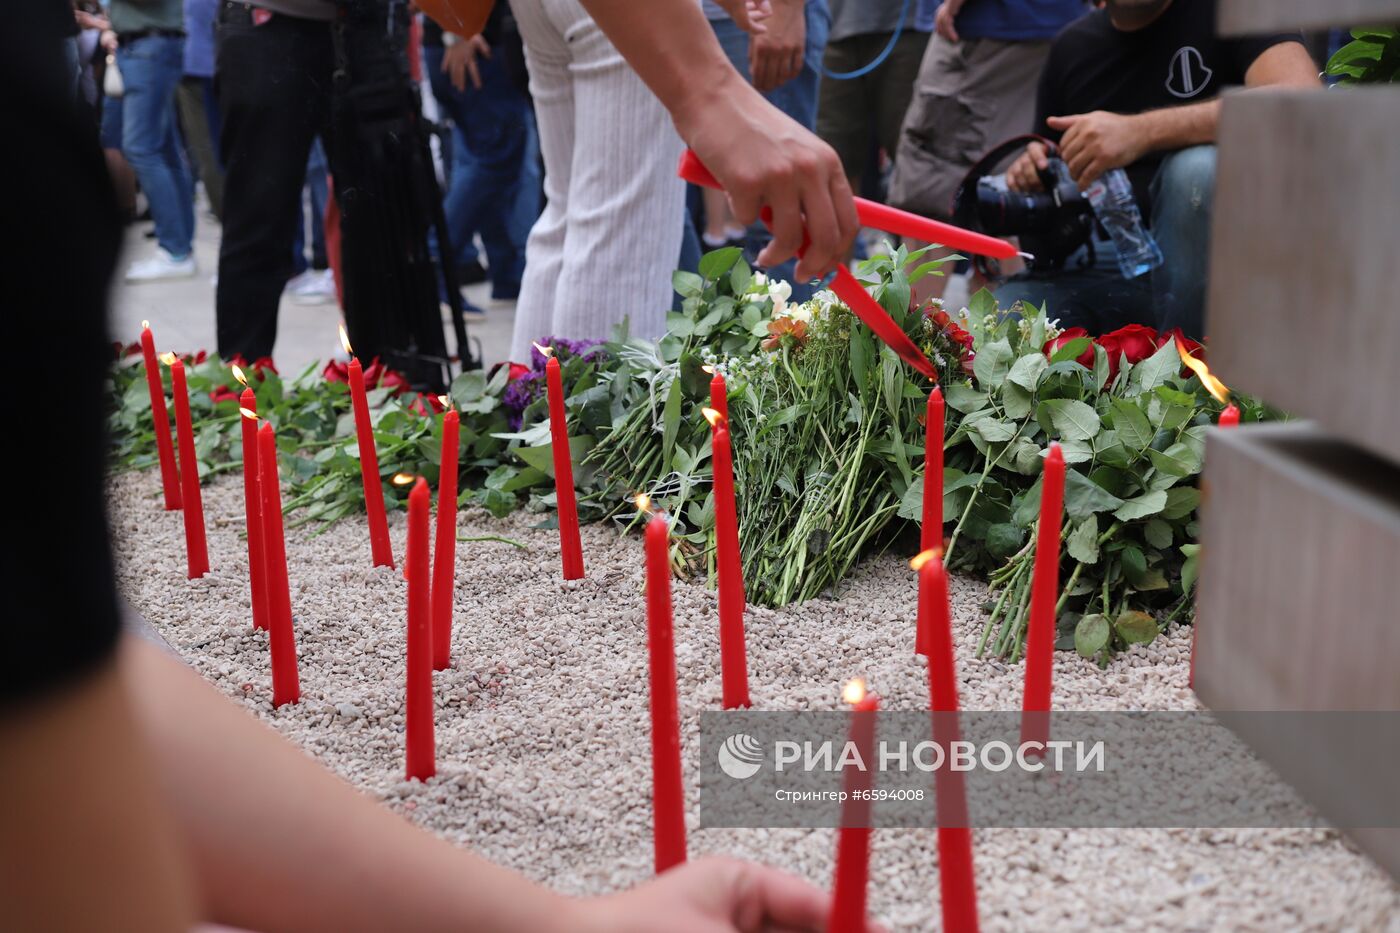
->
[994, 240, 1156, 334]
[1149, 144, 1216, 340]
[546, 0, 684, 344]
[423, 45, 482, 272]
[509, 0, 576, 359]
[215, 10, 328, 361]
[816, 34, 874, 189]
[117, 35, 194, 259]
[876, 30, 930, 180]
[306, 138, 329, 269]
[175, 76, 223, 220]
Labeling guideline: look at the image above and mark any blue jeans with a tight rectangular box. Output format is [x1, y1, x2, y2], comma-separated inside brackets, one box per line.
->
[117, 35, 195, 258]
[292, 137, 329, 274]
[995, 146, 1217, 339]
[710, 0, 831, 299]
[424, 43, 539, 298]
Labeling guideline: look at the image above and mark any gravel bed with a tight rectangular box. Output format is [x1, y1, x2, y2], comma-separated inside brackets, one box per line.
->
[109, 471, 1400, 931]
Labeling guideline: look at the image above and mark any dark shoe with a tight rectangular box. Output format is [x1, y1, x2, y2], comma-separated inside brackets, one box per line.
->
[490, 281, 520, 301]
[455, 260, 488, 285]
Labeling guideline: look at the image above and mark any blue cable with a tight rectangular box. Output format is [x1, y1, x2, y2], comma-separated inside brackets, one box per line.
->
[819, 0, 913, 80]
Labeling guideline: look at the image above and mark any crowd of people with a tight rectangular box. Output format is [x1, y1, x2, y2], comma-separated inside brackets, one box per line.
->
[67, 0, 1320, 366]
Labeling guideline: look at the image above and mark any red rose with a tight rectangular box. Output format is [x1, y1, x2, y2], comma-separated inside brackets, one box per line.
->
[1043, 326, 1094, 368]
[1098, 324, 1158, 366]
[248, 356, 278, 376]
[507, 362, 530, 381]
[322, 360, 350, 384]
[210, 385, 240, 405]
[1157, 328, 1202, 357]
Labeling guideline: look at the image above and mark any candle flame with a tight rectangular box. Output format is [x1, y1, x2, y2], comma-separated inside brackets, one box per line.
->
[159, 352, 178, 367]
[391, 472, 417, 486]
[635, 492, 652, 514]
[701, 407, 725, 428]
[842, 678, 867, 706]
[1175, 336, 1229, 405]
[437, 394, 451, 408]
[909, 548, 942, 571]
[702, 364, 716, 375]
[231, 364, 248, 387]
[532, 341, 554, 359]
[141, 319, 150, 330]
[239, 407, 258, 421]
[339, 323, 353, 356]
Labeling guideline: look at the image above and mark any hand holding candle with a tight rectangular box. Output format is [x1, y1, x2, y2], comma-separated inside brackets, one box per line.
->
[258, 421, 300, 707]
[237, 376, 270, 631]
[703, 407, 750, 710]
[341, 325, 394, 569]
[431, 399, 459, 671]
[539, 343, 584, 581]
[641, 496, 686, 873]
[166, 353, 208, 578]
[830, 678, 878, 933]
[139, 322, 182, 510]
[1021, 442, 1065, 748]
[405, 476, 436, 780]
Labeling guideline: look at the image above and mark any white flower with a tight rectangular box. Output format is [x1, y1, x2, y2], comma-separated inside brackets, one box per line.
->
[751, 271, 768, 289]
[768, 280, 792, 304]
[787, 305, 813, 324]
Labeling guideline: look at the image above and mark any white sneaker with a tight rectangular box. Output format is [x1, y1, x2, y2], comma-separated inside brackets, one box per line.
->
[287, 268, 337, 305]
[125, 248, 197, 283]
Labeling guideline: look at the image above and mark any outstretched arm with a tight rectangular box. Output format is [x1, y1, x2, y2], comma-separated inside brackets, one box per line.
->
[122, 637, 831, 932]
[575, 0, 858, 282]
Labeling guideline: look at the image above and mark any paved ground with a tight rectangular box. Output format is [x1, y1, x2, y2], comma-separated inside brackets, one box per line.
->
[111, 215, 517, 373]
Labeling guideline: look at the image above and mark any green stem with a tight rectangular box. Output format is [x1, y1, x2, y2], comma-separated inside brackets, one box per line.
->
[456, 534, 529, 550]
[942, 421, 1028, 565]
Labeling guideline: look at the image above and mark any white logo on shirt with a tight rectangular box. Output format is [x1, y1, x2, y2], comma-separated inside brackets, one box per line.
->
[1166, 47, 1214, 98]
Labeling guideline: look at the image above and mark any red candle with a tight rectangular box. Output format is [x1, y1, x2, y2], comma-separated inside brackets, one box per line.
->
[168, 356, 209, 578]
[1190, 401, 1239, 689]
[238, 386, 270, 631]
[258, 422, 300, 708]
[643, 502, 686, 873]
[1022, 442, 1065, 747]
[917, 387, 945, 656]
[540, 345, 584, 580]
[405, 477, 436, 780]
[431, 404, 459, 671]
[706, 365, 729, 422]
[139, 323, 182, 510]
[704, 409, 750, 710]
[343, 327, 394, 569]
[915, 551, 980, 933]
[1219, 403, 1240, 427]
[830, 679, 879, 933]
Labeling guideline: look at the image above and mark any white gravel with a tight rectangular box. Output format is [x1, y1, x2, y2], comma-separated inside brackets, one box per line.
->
[109, 471, 1400, 932]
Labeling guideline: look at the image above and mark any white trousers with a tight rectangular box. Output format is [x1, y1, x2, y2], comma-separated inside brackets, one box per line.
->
[508, 0, 686, 361]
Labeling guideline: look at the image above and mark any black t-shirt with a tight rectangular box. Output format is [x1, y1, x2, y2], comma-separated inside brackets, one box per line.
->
[1034, 0, 1301, 211]
[2, 0, 125, 708]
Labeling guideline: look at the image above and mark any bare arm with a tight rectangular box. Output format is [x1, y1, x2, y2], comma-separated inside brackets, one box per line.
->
[122, 637, 831, 932]
[574, 0, 858, 281]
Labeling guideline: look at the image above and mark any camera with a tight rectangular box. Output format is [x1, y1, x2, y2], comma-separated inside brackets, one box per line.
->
[952, 136, 1095, 274]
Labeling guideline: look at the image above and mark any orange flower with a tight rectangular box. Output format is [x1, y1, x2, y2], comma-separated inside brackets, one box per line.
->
[762, 316, 809, 350]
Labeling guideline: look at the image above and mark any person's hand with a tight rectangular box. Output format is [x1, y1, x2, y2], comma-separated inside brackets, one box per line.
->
[677, 77, 858, 281]
[442, 34, 491, 92]
[748, 0, 804, 92]
[713, 0, 772, 34]
[75, 9, 110, 31]
[1006, 140, 1050, 193]
[1046, 110, 1145, 188]
[933, 1, 963, 42]
[572, 857, 849, 932]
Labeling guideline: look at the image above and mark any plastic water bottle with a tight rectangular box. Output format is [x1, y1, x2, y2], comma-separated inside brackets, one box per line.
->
[1084, 168, 1164, 279]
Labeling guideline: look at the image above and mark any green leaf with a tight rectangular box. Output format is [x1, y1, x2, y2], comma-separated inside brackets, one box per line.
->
[1120, 546, 1147, 585]
[1002, 381, 1033, 419]
[968, 416, 1017, 443]
[1111, 398, 1154, 450]
[666, 311, 696, 338]
[972, 337, 1015, 387]
[1075, 614, 1111, 658]
[1180, 543, 1200, 593]
[967, 287, 997, 321]
[986, 523, 1024, 559]
[1048, 337, 1091, 365]
[943, 383, 989, 413]
[1039, 399, 1101, 442]
[1129, 340, 1181, 395]
[1114, 610, 1159, 645]
[1148, 442, 1200, 478]
[1113, 490, 1167, 521]
[1143, 518, 1173, 549]
[661, 377, 683, 471]
[730, 259, 752, 296]
[672, 270, 704, 298]
[698, 247, 742, 282]
[1161, 487, 1200, 521]
[1007, 353, 1048, 392]
[1057, 439, 1095, 465]
[1063, 468, 1125, 519]
[1067, 515, 1100, 564]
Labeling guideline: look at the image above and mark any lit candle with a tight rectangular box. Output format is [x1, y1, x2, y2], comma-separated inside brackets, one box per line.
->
[166, 354, 208, 578]
[538, 343, 584, 580]
[917, 386, 945, 656]
[341, 325, 394, 569]
[1022, 442, 1065, 748]
[258, 421, 300, 707]
[139, 322, 182, 510]
[702, 408, 750, 710]
[642, 497, 686, 873]
[1219, 403, 1240, 427]
[705, 364, 729, 422]
[431, 400, 459, 671]
[405, 476, 436, 780]
[913, 550, 980, 933]
[236, 376, 269, 631]
[830, 678, 879, 932]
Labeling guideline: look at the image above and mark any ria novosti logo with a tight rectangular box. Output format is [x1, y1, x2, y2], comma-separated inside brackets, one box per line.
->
[717, 733, 764, 779]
